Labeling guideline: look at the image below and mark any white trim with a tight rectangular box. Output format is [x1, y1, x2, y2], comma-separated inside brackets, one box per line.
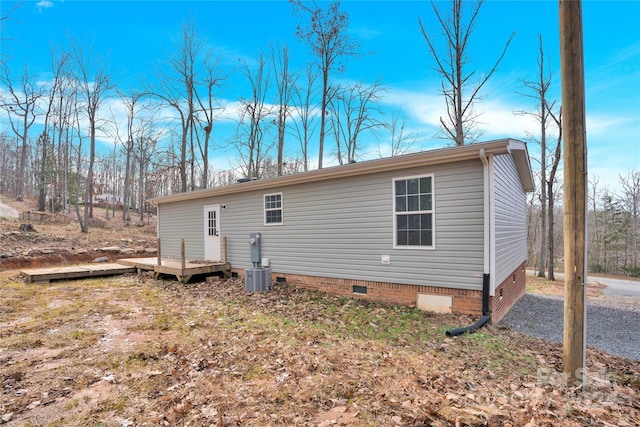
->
[488, 155, 497, 295]
[263, 192, 284, 226]
[480, 149, 496, 296]
[480, 149, 490, 276]
[392, 173, 435, 250]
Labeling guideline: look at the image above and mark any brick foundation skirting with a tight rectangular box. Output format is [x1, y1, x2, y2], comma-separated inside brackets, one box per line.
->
[232, 262, 526, 319]
[490, 262, 527, 323]
[232, 269, 484, 316]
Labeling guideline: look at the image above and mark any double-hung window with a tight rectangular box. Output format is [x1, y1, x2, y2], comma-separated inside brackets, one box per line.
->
[264, 193, 283, 225]
[393, 175, 434, 248]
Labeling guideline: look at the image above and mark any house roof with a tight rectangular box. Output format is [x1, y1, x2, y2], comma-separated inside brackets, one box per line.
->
[150, 138, 534, 205]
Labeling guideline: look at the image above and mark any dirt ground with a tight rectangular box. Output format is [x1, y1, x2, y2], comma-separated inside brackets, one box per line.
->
[526, 274, 607, 298]
[0, 197, 156, 270]
[1, 197, 639, 426]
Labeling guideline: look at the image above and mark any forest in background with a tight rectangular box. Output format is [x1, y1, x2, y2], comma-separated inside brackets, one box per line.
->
[527, 170, 640, 277]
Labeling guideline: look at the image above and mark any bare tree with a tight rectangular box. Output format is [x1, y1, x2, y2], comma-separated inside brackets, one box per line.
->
[94, 146, 120, 219]
[36, 51, 70, 212]
[598, 188, 625, 273]
[260, 156, 307, 179]
[517, 35, 555, 277]
[546, 107, 562, 280]
[585, 174, 640, 276]
[70, 94, 88, 230]
[291, 0, 361, 169]
[517, 35, 563, 280]
[210, 168, 240, 188]
[619, 169, 640, 272]
[419, 0, 515, 145]
[194, 52, 223, 189]
[152, 19, 203, 193]
[0, 64, 43, 200]
[588, 176, 602, 270]
[380, 110, 421, 158]
[271, 43, 293, 176]
[526, 190, 542, 266]
[69, 38, 113, 231]
[133, 129, 158, 221]
[49, 69, 77, 217]
[112, 91, 147, 220]
[0, 2, 19, 22]
[290, 64, 320, 172]
[0, 133, 11, 193]
[233, 54, 273, 179]
[0, 2, 20, 42]
[328, 80, 385, 165]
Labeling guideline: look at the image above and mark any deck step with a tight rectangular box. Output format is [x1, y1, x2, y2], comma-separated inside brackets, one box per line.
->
[20, 263, 136, 283]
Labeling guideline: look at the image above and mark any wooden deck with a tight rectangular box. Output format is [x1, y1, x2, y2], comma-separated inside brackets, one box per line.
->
[20, 258, 231, 284]
[117, 257, 231, 283]
[20, 263, 136, 283]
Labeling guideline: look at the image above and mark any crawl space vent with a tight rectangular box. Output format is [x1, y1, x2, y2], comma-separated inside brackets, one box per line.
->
[352, 285, 367, 295]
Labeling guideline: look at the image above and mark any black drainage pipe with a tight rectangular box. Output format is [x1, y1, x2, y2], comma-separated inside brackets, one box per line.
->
[446, 273, 491, 337]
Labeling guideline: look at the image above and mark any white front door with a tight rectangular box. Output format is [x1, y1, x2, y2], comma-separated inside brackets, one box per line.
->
[204, 205, 221, 261]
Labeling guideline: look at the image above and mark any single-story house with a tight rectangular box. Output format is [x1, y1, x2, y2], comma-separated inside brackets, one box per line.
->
[150, 138, 534, 323]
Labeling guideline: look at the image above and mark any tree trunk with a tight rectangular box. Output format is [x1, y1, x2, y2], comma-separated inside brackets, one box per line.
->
[538, 168, 547, 278]
[318, 69, 329, 169]
[548, 182, 556, 281]
[17, 135, 28, 201]
[123, 146, 132, 221]
[180, 131, 187, 193]
[202, 126, 210, 189]
[138, 158, 144, 221]
[277, 117, 285, 176]
[87, 116, 96, 223]
[37, 132, 48, 212]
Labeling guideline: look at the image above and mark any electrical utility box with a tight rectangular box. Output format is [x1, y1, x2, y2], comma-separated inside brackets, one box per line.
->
[249, 232, 261, 266]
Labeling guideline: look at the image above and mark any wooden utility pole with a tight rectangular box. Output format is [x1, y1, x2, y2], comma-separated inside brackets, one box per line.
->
[559, 0, 587, 387]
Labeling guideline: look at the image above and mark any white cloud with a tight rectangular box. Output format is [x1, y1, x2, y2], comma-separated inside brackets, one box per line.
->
[585, 113, 636, 137]
[475, 99, 539, 140]
[382, 85, 541, 144]
[383, 86, 441, 127]
[36, 1, 54, 12]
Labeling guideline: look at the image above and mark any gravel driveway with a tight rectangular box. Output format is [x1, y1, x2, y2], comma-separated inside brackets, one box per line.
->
[501, 293, 640, 361]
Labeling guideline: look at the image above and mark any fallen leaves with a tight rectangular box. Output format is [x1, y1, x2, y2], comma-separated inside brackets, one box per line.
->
[1, 275, 638, 426]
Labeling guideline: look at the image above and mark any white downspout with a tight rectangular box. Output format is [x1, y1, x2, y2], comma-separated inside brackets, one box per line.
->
[479, 149, 496, 296]
[446, 151, 495, 336]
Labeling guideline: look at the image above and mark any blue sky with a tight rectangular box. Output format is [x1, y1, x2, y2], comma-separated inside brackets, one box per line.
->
[1, 0, 639, 192]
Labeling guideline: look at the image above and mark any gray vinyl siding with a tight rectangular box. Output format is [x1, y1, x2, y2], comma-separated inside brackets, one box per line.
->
[494, 153, 528, 284]
[158, 159, 486, 291]
[157, 198, 209, 260]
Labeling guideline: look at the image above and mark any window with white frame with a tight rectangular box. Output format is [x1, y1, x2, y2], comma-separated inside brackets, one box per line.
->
[264, 193, 283, 225]
[393, 175, 434, 248]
